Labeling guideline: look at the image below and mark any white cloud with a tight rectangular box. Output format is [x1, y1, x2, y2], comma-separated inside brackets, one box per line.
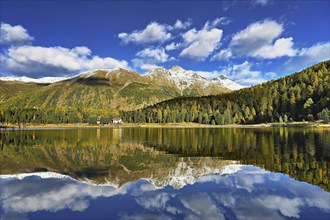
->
[84, 56, 128, 70]
[265, 71, 276, 78]
[204, 17, 232, 28]
[2, 45, 128, 77]
[298, 42, 330, 58]
[259, 196, 303, 218]
[252, 0, 272, 6]
[71, 46, 91, 56]
[140, 64, 160, 71]
[136, 193, 170, 210]
[165, 42, 181, 51]
[252, 37, 296, 58]
[179, 192, 225, 219]
[179, 19, 223, 61]
[132, 46, 179, 71]
[283, 42, 330, 71]
[229, 20, 296, 59]
[133, 47, 171, 71]
[0, 23, 34, 45]
[118, 22, 171, 44]
[131, 59, 160, 71]
[136, 48, 169, 63]
[173, 19, 192, 30]
[212, 49, 233, 60]
[1, 178, 128, 214]
[223, 61, 267, 86]
[232, 20, 283, 42]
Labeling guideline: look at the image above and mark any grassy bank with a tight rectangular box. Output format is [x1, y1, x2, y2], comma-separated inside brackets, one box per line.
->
[1, 121, 329, 129]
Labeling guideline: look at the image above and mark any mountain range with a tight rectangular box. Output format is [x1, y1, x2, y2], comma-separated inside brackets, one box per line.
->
[0, 66, 242, 111]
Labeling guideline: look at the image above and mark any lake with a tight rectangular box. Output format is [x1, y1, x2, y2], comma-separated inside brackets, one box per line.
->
[0, 127, 329, 219]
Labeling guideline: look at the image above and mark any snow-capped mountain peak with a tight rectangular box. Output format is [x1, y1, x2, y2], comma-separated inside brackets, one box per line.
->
[145, 66, 243, 91]
[170, 65, 185, 72]
[167, 66, 209, 89]
[146, 66, 170, 77]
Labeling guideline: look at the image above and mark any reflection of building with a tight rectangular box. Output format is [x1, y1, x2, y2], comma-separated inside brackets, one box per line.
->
[112, 128, 122, 143]
[97, 129, 100, 140]
[112, 118, 122, 124]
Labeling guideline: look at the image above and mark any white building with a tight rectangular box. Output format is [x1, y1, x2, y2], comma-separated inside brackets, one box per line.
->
[112, 118, 123, 124]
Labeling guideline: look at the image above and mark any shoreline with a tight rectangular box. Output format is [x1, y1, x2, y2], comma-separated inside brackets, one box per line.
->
[1, 122, 329, 130]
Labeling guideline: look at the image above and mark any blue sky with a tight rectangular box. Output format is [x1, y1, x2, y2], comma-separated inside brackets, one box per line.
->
[0, 0, 329, 86]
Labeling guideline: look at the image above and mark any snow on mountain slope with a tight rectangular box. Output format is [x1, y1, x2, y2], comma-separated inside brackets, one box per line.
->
[0, 76, 69, 84]
[144, 66, 243, 91]
[211, 75, 245, 90]
[148, 162, 244, 189]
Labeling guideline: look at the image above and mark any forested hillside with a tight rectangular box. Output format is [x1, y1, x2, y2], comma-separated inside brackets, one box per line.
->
[0, 80, 47, 102]
[122, 60, 330, 124]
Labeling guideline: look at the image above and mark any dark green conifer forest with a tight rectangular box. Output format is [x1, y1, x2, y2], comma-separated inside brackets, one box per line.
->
[122, 60, 330, 125]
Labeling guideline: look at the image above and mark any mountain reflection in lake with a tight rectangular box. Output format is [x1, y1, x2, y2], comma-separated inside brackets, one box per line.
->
[1, 127, 329, 219]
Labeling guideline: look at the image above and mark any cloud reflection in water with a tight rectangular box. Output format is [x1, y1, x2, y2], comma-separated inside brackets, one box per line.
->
[1, 165, 329, 220]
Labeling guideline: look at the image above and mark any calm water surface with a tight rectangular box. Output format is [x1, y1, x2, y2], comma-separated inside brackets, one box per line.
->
[0, 127, 329, 219]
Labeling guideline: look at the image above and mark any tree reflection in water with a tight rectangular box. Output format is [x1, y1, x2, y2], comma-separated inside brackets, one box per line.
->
[1, 127, 329, 190]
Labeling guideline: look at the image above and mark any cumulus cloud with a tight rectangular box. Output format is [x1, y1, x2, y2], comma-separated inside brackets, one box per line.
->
[1, 45, 128, 77]
[165, 42, 181, 51]
[136, 48, 169, 63]
[131, 59, 160, 71]
[84, 56, 128, 70]
[179, 19, 223, 61]
[212, 49, 233, 60]
[179, 192, 225, 219]
[0, 177, 128, 214]
[283, 42, 330, 72]
[253, 37, 296, 58]
[140, 63, 160, 71]
[0, 23, 34, 45]
[223, 61, 268, 86]
[118, 19, 193, 45]
[172, 19, 192, 30]
[71, 46, 91, 56]
[229, 20, 296, 59]
[118, 22, 171, 45]
[204, 17, 232, 28]
[136, 193, 170, 210]
[259, 196, 303, 218]
[133, 47, 173, 71]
